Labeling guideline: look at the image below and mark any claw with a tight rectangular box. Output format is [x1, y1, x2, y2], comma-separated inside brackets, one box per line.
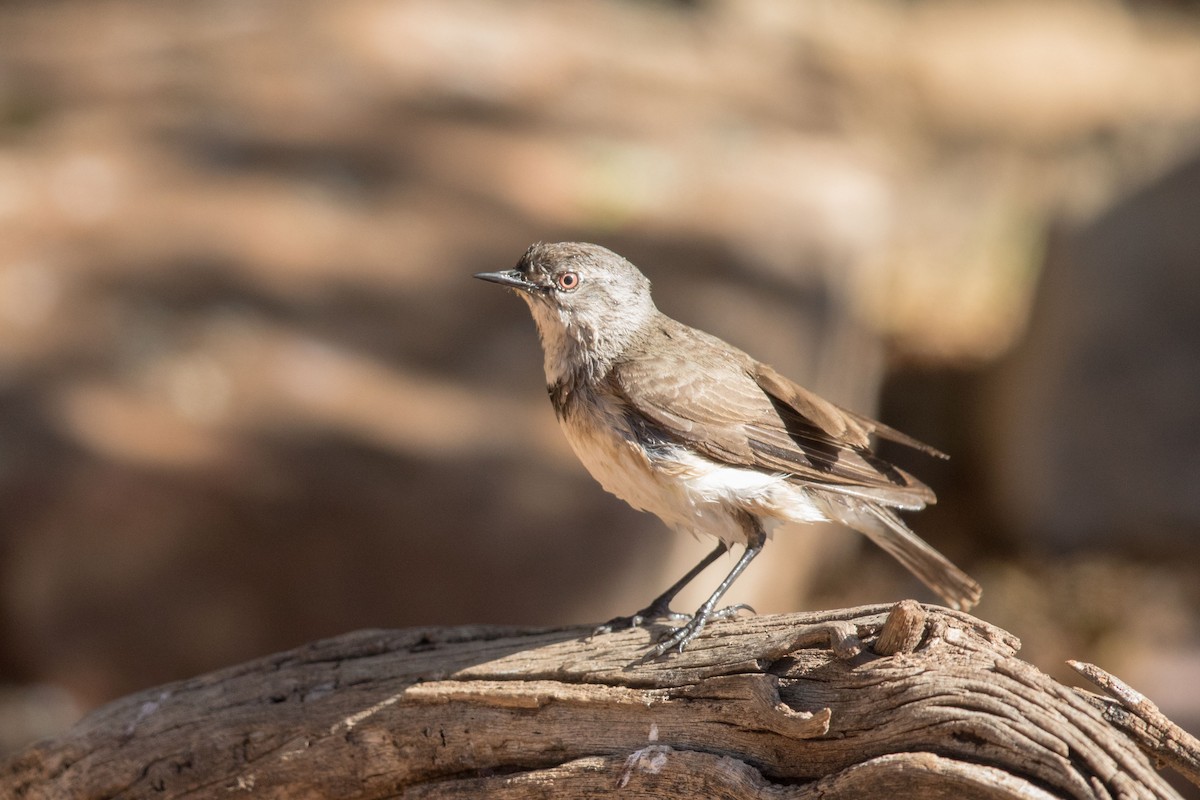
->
[650, 616, 706, 658]
[639, 603, 756, 659]
[588, 606, 691, 640]
[708, 602, 755, 622]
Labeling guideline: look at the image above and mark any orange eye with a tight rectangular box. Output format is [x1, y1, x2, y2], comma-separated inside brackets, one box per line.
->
[556, 271, 580, 291]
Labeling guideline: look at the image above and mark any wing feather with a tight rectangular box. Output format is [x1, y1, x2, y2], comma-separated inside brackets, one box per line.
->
[609, 325, 940, 508]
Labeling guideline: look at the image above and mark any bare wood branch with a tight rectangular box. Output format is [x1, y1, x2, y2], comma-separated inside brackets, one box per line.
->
[1069, 659, 1200, 788]
[0, 604, 1190, 799]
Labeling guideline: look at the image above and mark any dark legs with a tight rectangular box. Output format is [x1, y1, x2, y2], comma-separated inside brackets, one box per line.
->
[592, 540, 729, 636]
[648, 518, 766, 658]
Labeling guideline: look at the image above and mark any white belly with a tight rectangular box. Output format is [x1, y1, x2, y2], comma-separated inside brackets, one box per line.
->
[559, 396, 831, 545]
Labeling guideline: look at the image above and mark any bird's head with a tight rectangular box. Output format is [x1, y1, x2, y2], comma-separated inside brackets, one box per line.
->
[476, 242, 658, 380]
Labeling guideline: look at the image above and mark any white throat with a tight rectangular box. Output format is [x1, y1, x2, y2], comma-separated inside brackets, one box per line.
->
[522, 295, 580, 385]
[520, 290, 657, 386]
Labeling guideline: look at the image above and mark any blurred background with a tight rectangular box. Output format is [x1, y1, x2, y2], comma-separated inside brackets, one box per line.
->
[1, 0, 1198, 781]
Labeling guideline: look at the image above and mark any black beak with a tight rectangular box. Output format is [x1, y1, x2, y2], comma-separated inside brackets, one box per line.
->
[474, 269, 537, 293]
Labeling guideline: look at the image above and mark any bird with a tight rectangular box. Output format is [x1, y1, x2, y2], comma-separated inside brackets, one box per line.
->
[476, 242, 981, 657]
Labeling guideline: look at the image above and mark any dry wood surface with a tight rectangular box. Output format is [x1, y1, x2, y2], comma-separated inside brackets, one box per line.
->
[3, 602, 1197, 799]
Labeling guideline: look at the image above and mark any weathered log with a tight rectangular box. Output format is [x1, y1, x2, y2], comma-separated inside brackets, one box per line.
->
[2, 603, 1196, 799]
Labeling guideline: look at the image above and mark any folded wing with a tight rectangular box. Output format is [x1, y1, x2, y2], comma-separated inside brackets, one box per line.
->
[610, 327, 940, 510]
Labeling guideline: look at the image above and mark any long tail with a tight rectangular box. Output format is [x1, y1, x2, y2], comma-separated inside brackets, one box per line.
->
[837, 504, 982, 611]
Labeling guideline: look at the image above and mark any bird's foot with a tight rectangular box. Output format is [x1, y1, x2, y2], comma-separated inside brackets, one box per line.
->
[645, 603, 756, 660]
[706, 602, 755, 624]
[589, 603, 691, 639]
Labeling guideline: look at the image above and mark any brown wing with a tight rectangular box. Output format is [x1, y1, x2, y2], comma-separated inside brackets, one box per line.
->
[755, 364, 948, 460]
[609, 325, 938, 508]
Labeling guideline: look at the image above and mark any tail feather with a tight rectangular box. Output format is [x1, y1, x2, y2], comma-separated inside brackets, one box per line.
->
[837, 503, 981, 611]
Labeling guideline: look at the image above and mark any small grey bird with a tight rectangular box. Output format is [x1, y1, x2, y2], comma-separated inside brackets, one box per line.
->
[477, 242, 981, 656]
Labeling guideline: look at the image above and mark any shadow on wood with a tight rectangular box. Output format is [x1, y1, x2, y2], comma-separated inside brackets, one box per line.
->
[2, 602, 1197, 798]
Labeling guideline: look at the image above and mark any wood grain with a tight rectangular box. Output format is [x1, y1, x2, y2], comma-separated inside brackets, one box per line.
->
[1, 604, 1190, 799]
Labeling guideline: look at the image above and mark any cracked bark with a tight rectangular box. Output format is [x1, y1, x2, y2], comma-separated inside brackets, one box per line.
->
[2, 602, 1196, 799]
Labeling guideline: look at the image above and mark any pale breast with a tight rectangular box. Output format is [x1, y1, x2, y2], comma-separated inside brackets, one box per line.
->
[558, 396, 667, 519]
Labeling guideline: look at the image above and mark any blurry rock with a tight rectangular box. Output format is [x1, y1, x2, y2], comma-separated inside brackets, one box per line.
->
[985, 153, 1200, 553]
